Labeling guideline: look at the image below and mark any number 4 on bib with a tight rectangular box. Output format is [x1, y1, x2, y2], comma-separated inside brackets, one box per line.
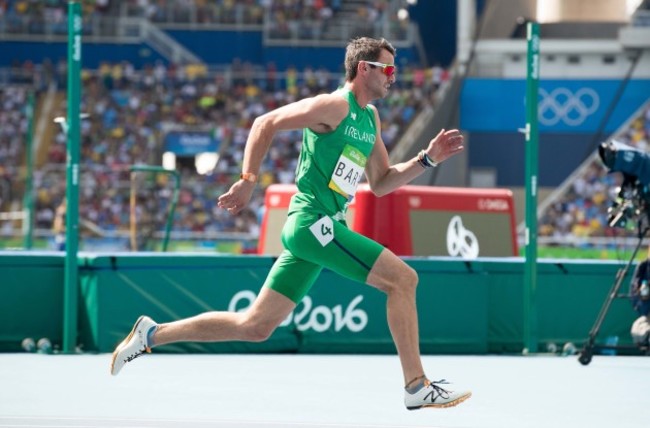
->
[309, 216, 334, 247]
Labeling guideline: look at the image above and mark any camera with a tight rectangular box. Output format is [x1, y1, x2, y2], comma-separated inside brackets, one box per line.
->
[598, 140, 650, 229]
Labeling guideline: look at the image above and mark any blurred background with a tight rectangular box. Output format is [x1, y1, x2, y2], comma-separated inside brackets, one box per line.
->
[0, 0, 649, 259]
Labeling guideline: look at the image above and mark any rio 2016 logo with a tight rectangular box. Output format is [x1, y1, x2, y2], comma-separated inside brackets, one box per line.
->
[228, 291, 368, 333]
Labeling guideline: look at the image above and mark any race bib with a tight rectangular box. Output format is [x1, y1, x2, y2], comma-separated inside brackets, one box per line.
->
[309, 216, 334, 247]
[328, 145, 367, 200]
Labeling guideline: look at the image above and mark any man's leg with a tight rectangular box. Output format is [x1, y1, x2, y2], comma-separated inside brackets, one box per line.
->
[110, 288, 296, 375]
[151, 287, 297, 346]
[365, 248, 422, 385]
[365, 248, 471, 409]
[280, 215, 424, 384]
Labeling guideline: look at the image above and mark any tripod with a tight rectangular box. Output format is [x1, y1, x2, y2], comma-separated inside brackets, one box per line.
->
[578, 220, 650, 365]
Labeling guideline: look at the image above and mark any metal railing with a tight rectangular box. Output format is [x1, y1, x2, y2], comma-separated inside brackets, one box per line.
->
[632, 10, 650, 27]
[0, 13, 260, 41]
[119, 2, 264, 27]
[262, 10, 415, 47]
[0, 14, 127, 41]
[1, 10, 416, 52]
[119, 18, 203, 64]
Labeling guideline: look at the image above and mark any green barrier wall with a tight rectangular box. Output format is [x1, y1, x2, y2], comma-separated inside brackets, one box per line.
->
[0, 252, 65, 351]
[77, 254, 298, 354]
[0, 253, 639, 354]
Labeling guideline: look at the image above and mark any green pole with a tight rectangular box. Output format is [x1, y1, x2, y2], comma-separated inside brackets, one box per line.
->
[63, 1, 82, 354]
[130, 165, 180, 252]
[22, 91, 35, 249]
[523, 21, 540, 354]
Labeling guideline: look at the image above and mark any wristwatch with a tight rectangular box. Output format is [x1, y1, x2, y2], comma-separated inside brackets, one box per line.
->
[240, 172, 257, 183]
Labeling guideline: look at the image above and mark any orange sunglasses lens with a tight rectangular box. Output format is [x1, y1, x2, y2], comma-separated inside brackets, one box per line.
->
[383, 65, 396, 77]
[366, 61, 396, 77]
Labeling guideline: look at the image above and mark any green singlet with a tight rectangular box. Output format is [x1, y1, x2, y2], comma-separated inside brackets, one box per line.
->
[263, 88, 385, 303]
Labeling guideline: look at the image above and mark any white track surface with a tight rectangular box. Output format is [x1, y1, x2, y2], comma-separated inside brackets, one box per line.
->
[1, 353, 647, 427]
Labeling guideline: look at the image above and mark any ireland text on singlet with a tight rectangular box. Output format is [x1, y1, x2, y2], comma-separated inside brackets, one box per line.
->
[289, 89, 377, 218]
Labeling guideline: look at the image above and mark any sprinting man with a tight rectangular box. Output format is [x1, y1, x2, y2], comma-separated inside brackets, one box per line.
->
[111, 37, 470, 410]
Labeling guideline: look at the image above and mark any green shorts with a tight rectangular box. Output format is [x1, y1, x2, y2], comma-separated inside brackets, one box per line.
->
[262, 211, 384, 303]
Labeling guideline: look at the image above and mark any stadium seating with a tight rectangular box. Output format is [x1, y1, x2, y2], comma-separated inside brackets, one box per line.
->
[0, 57, 444, 249]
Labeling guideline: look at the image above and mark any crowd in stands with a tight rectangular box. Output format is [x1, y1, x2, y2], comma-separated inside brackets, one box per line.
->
[0, 83, 31, 232]
[5, 2, 649, 250]
[0, 1, 413, 43]
[265, 0, 409, 41]
[6, 68, 649, 249]
[0, 0, 111, 35]
[538, 104, 650, 243]
[0, 58, 447, 248]
[123, 0, 266, 25]
[122, 0, 409, 40]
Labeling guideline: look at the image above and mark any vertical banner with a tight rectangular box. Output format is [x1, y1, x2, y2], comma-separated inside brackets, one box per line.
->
[63, 1, 82, 353]
[523, 22, 540, 353]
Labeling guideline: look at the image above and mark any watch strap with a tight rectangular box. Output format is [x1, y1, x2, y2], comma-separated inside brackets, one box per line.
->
[240, 172, 257, 183]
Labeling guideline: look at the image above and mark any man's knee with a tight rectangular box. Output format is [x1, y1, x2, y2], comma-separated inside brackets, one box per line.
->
[240, 317, 278, 342]
[368, 250, 419, 294]
[383, 263, 418, 296]
[400, 265, 419, 293]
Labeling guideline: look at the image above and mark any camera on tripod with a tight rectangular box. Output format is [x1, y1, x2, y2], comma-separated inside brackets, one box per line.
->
[598, 139, 650, 229]
[578, 139, 650, 366]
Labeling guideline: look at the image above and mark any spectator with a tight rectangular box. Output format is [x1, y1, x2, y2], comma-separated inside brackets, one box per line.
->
[4, 59, 444, 250]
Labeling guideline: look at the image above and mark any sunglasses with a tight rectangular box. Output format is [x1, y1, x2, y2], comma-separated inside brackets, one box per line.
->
[365, 61, 397, 77]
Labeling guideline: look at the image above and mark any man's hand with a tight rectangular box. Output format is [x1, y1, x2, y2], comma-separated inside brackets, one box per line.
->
[425, 129, 464, 165]
[218, 180, 256, 215]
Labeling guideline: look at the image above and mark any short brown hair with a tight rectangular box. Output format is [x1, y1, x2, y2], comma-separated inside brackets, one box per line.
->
[344, 37, 396, 82]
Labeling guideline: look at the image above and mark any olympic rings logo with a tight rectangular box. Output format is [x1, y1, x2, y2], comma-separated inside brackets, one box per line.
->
[537, 87, 599, 126]
[446, 216, 479, 259]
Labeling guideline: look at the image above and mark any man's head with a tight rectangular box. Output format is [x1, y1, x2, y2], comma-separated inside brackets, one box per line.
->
[344, 37, 396, 82]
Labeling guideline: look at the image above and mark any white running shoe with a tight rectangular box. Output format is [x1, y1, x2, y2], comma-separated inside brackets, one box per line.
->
[110, 316, 157, 376]
[404, 379, 471, 410]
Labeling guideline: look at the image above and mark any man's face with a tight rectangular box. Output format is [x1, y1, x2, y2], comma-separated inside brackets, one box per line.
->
[365, 51, 396, 99]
